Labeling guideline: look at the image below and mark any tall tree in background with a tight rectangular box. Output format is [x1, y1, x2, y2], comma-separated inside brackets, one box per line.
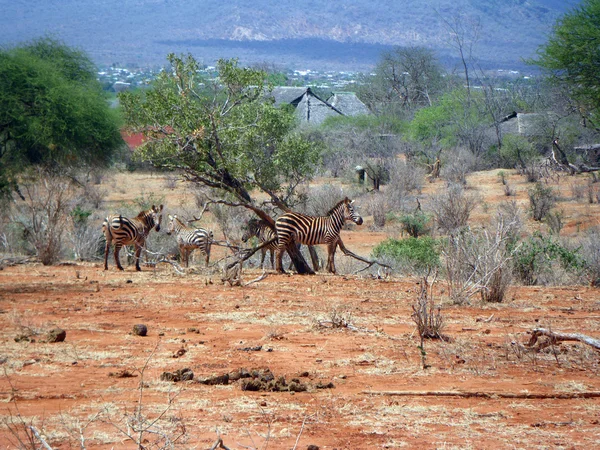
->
[530, 0, 600, 130]
[119, 54, 322, 273]
[0, 38, 123, 201]
[359, 46, 446, 117]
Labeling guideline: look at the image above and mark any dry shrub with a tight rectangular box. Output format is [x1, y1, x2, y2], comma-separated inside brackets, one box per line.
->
[365, 192, 386, 228]
[10, 172, 78, 265]
[385, 159, 425, 210]
[528, 182, 556, 221]
[411, 278, 444, 339]
[578, 227, 600, 286]
[441, 148, 476, 185]
[430, 183, 479, 234]
[443, 209, 519, 304]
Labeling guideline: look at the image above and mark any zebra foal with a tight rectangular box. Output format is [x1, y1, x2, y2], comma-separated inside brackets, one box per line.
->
[166, 214, 213, 267]
[103, 204, 164, 271]
[275, 197, 363, 274]
[241, 218, 277, 269]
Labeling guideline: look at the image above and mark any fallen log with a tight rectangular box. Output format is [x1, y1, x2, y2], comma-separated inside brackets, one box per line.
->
[527, 327, 600, 351]
[362, 390, 600, 399]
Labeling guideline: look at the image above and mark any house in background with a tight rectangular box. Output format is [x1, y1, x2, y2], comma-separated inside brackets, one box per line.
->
[270, 87, 370, 126]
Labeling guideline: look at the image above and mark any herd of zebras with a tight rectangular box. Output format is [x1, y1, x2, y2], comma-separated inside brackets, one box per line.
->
[102, 197, 363, 274]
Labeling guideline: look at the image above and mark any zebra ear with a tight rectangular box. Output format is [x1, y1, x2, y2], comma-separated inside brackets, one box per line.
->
[159, 204, 164, 211]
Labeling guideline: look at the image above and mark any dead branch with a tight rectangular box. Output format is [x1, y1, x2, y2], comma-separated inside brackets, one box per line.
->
[209, 436, 232, 450]
[189, 202, 210, 224]
[337, 238, 391, 273]
[527, 328, 600, 351]
[363, 390, 600, 399]
[243, 271, 268, 286]
[30, 426, 53, 450]
[224, 238, 277, 271]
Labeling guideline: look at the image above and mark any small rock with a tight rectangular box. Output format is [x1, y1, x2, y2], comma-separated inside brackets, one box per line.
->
[307, 445, 320, 450]
[46, 328, 66, 343]
[160, 368, 193, 382]
[132, 324, 148, 336]
[197, 373, 229, 385]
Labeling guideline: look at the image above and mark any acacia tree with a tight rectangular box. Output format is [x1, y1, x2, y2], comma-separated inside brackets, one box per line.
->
[530, 0, 600, 130]
[0, 38, 123, 201]
[119, 54, 322, 273]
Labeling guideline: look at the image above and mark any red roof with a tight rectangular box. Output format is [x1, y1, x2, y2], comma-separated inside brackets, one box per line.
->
[121, 131, 145, 149]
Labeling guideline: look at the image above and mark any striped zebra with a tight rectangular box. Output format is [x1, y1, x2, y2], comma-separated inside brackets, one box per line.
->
[275, 197, 363, 274]
[166, 214, 213, 267]
[103, 204, 164, 271]
[241, 218, 277, 269]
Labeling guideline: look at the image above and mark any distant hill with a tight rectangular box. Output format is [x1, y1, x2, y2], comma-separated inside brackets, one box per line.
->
[0, 0, 581, 71]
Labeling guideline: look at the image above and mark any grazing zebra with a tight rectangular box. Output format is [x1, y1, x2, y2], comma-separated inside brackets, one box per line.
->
[241, 218, 277, 269]
[275, 197, 363, 274]
[103, 204, 164, 271]
[166, 214, 213, 267]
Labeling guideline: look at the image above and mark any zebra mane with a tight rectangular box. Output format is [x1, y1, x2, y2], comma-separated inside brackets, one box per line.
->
[136, 208, 152, 219]
[327, 197, 350, 216]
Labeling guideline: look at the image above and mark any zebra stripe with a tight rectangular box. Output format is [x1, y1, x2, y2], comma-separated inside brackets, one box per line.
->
[167, 214, 213, 267]
[242, 218, 277, 269]
[103, 204, 164, 271]
[275, 197, 363, 274]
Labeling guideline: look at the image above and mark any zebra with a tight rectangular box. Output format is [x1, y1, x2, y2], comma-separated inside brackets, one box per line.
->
[166, 214, 213, 267]
[103, 204, 164, 271]
[241, 218, 277, 269]
[275, 197, 363, 274]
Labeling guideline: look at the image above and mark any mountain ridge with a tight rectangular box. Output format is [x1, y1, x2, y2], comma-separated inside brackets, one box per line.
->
[0, 0, 581, 71]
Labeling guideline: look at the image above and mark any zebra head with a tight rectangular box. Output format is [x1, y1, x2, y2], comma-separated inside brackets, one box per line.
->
[166, 214, 177, 235]
[151, 204, 164, 232]
[343, 198, 363, 225]
[241, 218, 260, 242]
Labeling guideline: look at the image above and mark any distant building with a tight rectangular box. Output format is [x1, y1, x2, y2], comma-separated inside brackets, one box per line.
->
[112, 81, 131, 93]
[499, 112, 554, 137]
[270, 86, 370, 126]
[327, 91, 371, 117]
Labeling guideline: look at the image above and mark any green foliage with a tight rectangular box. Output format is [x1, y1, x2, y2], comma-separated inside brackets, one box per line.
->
[512, 233, 585, 285]
[400, 211, 431, 238]
[372, 237, 440, 273]
[530, 0, 600, 127]
[70, 205, 92, 227]
[407, 89, 488, 153]
[0, 38, 123, 200]
[499, 134, 538, 169]
[120, 54, 321, 204]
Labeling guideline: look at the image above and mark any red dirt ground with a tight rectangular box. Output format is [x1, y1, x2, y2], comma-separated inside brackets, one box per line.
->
[1, 170, 600, 449]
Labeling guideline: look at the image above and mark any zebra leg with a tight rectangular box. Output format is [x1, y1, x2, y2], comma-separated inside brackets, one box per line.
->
[179, 246, 185, 268]
[326, 242, 338, 274]
[275, 243, 286, 274]
[134, 243, 143, 271]
[104, 240, 111, 270]
[114, 244, 125, 271]
[260, 248, 267, 269]
[268, 248, 275, 270]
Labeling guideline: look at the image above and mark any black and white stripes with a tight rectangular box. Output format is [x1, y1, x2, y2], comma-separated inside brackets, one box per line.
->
[103, 205, 164, 271]
[275, 197, 363, 273]
[166, 214, 213, 267]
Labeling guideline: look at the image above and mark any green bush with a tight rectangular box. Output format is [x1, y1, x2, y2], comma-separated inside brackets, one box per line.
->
[512, 233, 585, 285]
[400, 211, 430, 238]
[372, 237, 440, 274]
